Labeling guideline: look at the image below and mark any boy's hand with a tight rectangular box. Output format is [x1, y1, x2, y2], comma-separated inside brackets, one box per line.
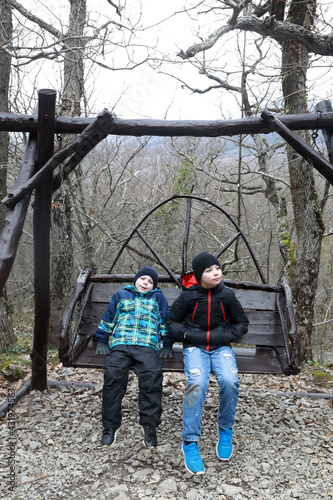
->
[95, 343, 110, 355]
[159, 347, 173, 359]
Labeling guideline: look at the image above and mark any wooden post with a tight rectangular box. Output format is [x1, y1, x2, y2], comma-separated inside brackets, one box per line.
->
[31, 89, 56, 391]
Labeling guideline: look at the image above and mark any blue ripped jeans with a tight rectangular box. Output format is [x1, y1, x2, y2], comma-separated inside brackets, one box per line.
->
[182, 346, 239, 442]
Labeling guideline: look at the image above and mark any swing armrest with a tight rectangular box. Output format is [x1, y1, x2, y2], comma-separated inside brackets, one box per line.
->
[59, 268, 92, 358]
[281, 280, 300, 372]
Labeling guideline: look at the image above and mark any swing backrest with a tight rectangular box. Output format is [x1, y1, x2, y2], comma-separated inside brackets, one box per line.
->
[59, 275, 299, 375]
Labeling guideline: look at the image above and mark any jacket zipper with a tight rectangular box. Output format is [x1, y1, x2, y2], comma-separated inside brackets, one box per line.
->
[192, 301, 198, 322]
[206, 290, 211, 351]
[220, 300, 226, 321]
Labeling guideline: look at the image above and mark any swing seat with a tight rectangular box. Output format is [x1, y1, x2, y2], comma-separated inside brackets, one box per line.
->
[59, 195, 300, 375]
[59, 272, 299, 374]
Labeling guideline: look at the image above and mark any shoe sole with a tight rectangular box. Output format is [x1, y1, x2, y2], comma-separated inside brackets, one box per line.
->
[143, 440, 157, 448]
[182, 445, 205, 475]
[102, 428, 119, 447]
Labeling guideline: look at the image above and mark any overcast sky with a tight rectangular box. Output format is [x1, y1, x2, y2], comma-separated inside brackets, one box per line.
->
[18, 0, 333, 121]
[17, 0, 247, 120]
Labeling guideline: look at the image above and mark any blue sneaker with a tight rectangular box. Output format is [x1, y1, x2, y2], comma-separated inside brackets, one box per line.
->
[216, 427, 233, 460]
[182, 441, 205, 475]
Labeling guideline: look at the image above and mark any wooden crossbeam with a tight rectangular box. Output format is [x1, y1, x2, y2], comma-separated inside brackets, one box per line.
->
[1, 109, 333, 137]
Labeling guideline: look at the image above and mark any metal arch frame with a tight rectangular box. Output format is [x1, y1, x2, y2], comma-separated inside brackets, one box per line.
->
[108, 194, 266, 285]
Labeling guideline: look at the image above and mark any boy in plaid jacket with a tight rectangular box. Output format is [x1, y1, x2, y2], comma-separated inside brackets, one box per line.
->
[95, 266, 171, 448]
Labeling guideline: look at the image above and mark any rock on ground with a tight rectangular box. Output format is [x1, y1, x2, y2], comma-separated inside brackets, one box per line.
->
[0, 369, 333, 499]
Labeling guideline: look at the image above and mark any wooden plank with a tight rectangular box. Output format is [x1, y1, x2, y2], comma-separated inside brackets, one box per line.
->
[83, 301, 105, 319]
[235, 353, 284, 374]
[87, 283, 279, 311]
[88, 283, 182, 305]
[81, 300, 288, 323]
[81, 307, 283, 329]
[80, 324, 100, 336]
[86, 282, 122, 302]
[241, 332, 284, 346]
[81, 310, 283, 330]
[245, 310, 280, 324]
[80, 305, 285, 346]
[89, 274, 283, 292]
[62, 275, 295, 375]
[234, 290, 277, 310]
[67, 340, 285, 374]
[80, 321, 284, 346]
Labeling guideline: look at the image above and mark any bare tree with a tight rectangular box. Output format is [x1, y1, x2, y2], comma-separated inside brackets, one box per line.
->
[49, 0, 88, 347]
[280, 0, 327, 359]
[5, 0, 153, 346]
[168, 0, 332, 360]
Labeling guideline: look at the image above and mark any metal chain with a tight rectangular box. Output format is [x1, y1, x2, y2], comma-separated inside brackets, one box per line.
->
[311, 109, 322, 149]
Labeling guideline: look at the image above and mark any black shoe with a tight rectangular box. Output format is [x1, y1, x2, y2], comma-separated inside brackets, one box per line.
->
[143, 424, 157, 448]
[101, 428, 118, 446]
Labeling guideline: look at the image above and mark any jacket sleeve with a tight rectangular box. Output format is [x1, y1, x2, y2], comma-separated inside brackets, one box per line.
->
[165, 293, 188, 342]
[156, 293, 173, 346]
[94, 293, 119, 345]
[227, 290, 249, 342]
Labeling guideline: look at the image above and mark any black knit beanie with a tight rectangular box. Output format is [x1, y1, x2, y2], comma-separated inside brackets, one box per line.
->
[192, 252, 220, 284]
[133, 266, 158, 289]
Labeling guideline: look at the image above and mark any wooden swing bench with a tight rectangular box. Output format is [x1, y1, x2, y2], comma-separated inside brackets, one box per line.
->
[59, 195, 300, 376]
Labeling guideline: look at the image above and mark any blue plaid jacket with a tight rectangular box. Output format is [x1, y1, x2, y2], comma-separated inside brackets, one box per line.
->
[94, 285, 172, 353]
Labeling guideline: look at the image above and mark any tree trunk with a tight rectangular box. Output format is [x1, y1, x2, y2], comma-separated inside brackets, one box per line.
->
[49, 0, 87, 347]
[282, 0, 322, 360]
[0, 0, 14, 350]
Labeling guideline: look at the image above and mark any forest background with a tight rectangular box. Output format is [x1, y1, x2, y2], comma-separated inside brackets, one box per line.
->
[0, 0, 332, 366]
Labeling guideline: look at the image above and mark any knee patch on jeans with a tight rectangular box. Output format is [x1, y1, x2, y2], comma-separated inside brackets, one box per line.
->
[189, 368, 201, 377]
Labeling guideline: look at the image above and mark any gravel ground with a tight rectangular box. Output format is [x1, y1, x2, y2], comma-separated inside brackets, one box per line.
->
[1, 366, 333, 500]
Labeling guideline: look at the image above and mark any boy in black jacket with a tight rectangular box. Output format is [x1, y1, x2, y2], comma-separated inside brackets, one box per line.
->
[165, 252, 249, 475]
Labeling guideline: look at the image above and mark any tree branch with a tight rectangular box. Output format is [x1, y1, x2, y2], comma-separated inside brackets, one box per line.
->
[10, 0, 62, 39]
[106, 0, 124, 18]
[178, 23, 233, 59]
[159, 70, 241, 95]
[178, 14, 333, 60]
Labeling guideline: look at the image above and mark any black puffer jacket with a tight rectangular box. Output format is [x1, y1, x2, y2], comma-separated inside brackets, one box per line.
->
[165, 273, 249, 351]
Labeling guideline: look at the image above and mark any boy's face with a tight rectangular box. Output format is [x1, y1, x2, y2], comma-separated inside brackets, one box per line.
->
[135, 275, 154, 293]
[200, 265, 222, 289]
